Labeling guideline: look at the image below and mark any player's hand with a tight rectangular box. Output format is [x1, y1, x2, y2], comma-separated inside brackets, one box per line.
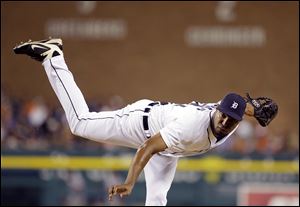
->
[245, 93, 278, 127]
[108, 183, 133, 201]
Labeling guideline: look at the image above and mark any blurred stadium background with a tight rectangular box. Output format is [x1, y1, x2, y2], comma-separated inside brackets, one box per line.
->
[1, 1, 299, 206]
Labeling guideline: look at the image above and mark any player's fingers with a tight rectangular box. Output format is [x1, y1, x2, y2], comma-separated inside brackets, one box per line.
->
[108, 186, 113, 194]
[112, 185, 119, 195]
[108, 186, 114, 195]
[115, 187, 126, 194]
[120, 191, 130, 198]
[108, 186, 115, 201]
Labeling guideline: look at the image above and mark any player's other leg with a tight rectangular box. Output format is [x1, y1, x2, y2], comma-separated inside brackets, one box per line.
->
[13, 38, 85, 134]
[144, 154, 178, 206]
[13, 38, 135, 147]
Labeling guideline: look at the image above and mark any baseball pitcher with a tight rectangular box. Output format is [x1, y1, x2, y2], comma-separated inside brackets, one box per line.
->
[13, 38, 278, 206]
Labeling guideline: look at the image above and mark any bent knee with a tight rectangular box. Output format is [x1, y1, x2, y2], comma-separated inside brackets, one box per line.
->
[69, 120, 84, 137]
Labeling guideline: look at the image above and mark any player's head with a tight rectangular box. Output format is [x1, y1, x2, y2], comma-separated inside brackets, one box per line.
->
[212, 93, 246, 137]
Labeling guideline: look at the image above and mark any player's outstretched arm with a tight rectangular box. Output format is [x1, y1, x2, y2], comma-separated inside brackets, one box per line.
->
[108, 133, 168, 201]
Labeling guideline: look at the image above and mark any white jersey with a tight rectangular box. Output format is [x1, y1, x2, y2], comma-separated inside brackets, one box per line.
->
[148, 102, 239, 157]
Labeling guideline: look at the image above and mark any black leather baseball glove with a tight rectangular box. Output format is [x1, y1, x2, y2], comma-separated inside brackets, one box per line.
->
[245, 93, 278, 127]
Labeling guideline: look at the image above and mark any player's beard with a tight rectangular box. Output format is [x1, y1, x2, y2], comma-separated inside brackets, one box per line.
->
[210, 112, 227, 139]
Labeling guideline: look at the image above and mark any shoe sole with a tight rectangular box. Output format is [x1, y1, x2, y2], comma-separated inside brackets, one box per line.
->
[14, 38, 63, 54]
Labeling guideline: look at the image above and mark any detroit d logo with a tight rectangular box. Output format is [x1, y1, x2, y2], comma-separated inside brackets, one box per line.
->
[231, 101, 238, 109]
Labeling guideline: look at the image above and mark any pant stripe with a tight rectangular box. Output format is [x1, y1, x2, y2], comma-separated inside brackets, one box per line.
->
[49, 59, 144, 121]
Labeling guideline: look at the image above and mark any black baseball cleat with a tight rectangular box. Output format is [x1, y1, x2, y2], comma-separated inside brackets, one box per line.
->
[13, 38, 63, 62]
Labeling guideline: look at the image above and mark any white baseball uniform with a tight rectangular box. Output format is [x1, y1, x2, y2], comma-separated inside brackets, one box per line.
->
[42, 55, 239, 206]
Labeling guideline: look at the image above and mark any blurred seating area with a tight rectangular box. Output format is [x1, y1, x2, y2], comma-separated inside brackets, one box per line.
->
[1, 86, 298, 159]
[1, 85, 129, 154]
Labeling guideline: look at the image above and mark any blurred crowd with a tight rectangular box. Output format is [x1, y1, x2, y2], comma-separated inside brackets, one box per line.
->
[1, 85, 127, 154]
[1, 86, 299, 158]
